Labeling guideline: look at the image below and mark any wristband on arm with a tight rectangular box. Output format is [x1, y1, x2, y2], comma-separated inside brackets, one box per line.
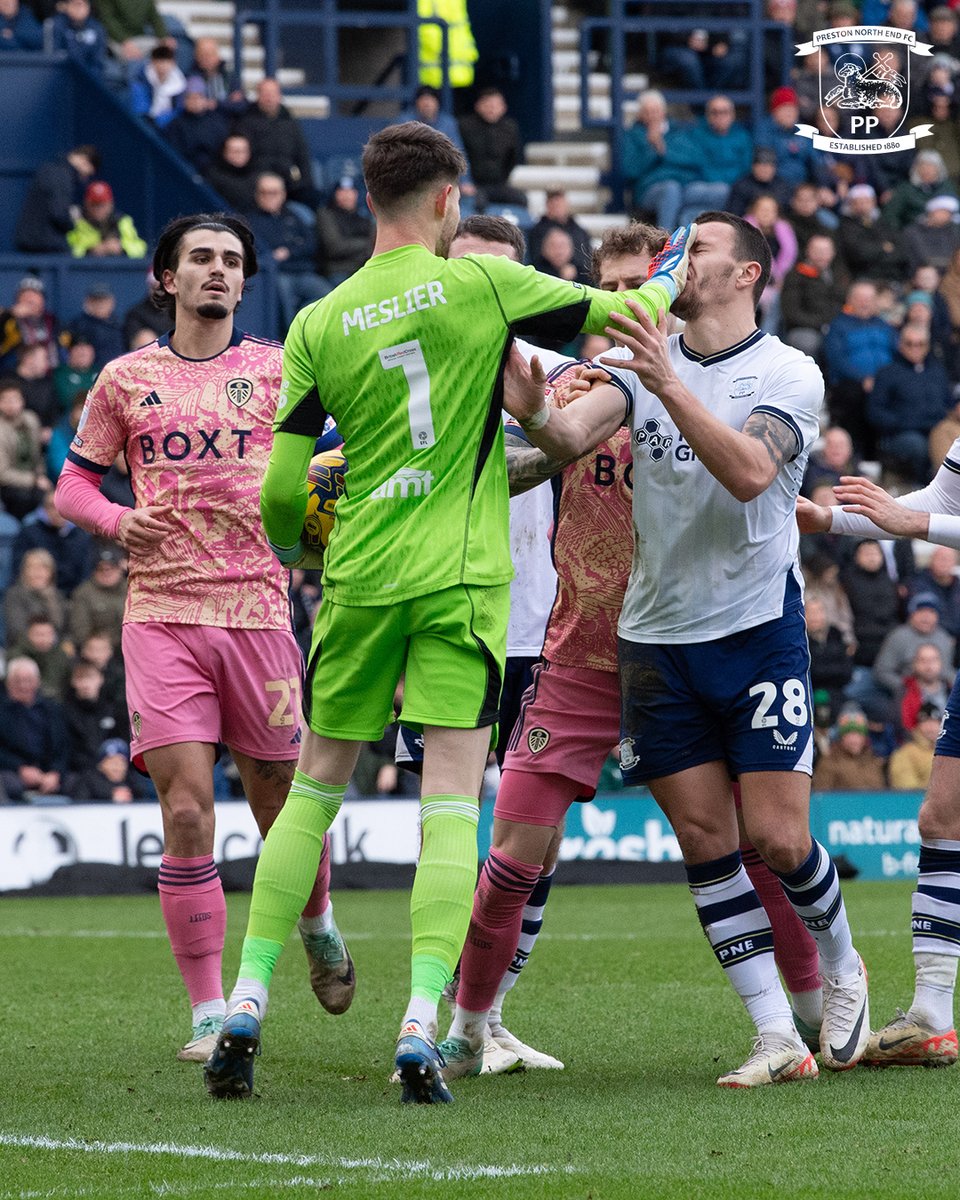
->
[519, 405, 550, 431]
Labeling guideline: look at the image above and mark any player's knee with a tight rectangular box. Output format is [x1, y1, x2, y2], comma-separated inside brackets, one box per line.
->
[918, 792, 956, 842]
[748, 828, 810, 875]
[161, 783, 214, 843]
[542, 826, 564, 874]
[670, 815, 733, 863]
[493, 821, 555, 867]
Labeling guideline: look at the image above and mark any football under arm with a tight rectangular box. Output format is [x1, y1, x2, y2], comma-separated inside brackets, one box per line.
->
[260, 428, 316, 559]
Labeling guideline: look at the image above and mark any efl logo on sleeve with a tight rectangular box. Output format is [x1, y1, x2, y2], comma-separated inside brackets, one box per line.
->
[794, 26, 932, 154]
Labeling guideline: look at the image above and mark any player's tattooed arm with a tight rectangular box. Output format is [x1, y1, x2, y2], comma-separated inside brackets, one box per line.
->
[504, 432, 575, 496]
[741, 411, 796, 474]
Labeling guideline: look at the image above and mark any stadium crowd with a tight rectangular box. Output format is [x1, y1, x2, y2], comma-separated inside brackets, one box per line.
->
[6, 0, 960, 1096]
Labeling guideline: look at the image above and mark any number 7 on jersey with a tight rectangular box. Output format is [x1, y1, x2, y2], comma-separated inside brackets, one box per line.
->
[379, 338, 436, 450]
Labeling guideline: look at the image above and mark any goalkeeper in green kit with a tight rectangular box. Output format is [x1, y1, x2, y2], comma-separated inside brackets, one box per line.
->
[205, 120, 695, 1103]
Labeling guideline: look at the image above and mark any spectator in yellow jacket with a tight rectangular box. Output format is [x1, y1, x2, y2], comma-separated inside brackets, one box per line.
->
[67, 181, 146, 259]
[418, 0, 477, 93]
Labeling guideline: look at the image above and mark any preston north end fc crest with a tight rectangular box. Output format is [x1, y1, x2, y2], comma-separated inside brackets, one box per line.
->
[795, 25, 932, 154]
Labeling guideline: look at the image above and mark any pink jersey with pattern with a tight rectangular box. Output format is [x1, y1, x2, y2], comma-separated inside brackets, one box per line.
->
[541, 369, 633, 673]
[69, 329, 290, 629]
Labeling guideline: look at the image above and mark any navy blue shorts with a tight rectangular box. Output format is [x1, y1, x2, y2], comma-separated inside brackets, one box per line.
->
[618, 607, 814, 784]
[395, 722, 424, 772]
[934, 672, 960, 759]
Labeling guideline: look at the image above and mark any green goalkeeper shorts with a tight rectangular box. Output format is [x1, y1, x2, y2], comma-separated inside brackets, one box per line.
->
[303, 582, 509, 741]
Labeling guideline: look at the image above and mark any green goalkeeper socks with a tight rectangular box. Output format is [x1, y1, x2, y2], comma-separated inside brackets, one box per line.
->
[238, 771, 346, 986]
[409, 794, 480, 1003]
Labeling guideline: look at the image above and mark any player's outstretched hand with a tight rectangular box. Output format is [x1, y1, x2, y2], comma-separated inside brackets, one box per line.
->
[833, 475, 925, 537]
[795, 494, 832, 533]
[503, 343, 549, 425]
[117, 504, 176, 554]
[646, 222, 697, 301]
[600, 300, 675, 396]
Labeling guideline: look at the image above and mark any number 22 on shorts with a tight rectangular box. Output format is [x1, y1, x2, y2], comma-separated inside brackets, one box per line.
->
[265, 676, 301, 728]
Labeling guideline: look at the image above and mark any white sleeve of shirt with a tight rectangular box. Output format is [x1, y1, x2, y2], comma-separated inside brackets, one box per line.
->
[750, 354, 824, 462]
[585, 342, 642, 424]
[513, 339, 576, 375]
[829, 435, 960, 548]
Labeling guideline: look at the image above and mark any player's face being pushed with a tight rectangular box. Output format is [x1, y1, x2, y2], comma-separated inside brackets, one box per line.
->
[670, 221, 739, 321]
[598, 252, 653, 293]
[163, 229, 246, 321]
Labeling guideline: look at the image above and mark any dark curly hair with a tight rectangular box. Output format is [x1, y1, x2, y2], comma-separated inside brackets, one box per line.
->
[150, 212, 258, 314]
[591, 221, 668, 285]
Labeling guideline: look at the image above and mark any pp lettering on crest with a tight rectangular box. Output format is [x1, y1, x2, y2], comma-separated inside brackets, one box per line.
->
[794, 25, 933, 155]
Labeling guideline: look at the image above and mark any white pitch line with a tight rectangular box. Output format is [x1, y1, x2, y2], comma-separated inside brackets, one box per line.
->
[0, 1178, 348, 1200]
[0, 1134, 570, 1182]
[0, 1188, 104, 1200]
[0, 1179, 346, 1200]
[0, 1191, 101, 1200]
[146, 1183, 344, 1197]
[149, 1178, 346, 1195]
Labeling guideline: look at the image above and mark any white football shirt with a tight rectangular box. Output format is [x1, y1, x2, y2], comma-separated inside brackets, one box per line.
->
[504, 339, 566, 657]
[605, 329, 823, 643]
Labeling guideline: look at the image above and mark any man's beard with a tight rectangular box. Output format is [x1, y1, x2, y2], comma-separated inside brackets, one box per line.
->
[196, 301, 230, 320]
[436, 210, 458, 259]
[670, 286, 702, 322]
[670, 264, 734, 322]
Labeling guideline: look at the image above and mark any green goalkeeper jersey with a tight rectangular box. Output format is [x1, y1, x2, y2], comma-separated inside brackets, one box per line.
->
[263, 243, 671, 606]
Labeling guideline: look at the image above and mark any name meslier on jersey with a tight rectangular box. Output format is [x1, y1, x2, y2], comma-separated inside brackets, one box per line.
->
[341, 281, 446, 336]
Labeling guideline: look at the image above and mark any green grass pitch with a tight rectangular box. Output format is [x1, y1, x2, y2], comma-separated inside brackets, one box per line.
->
[2, 881, 958, 1199]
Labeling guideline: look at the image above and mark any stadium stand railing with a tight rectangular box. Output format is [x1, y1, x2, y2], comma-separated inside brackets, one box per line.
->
[1, 52, 279, 337]
[578, 0, 795, 208]
[232, 0, 554, 168]
[232, 0, 455, 115]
